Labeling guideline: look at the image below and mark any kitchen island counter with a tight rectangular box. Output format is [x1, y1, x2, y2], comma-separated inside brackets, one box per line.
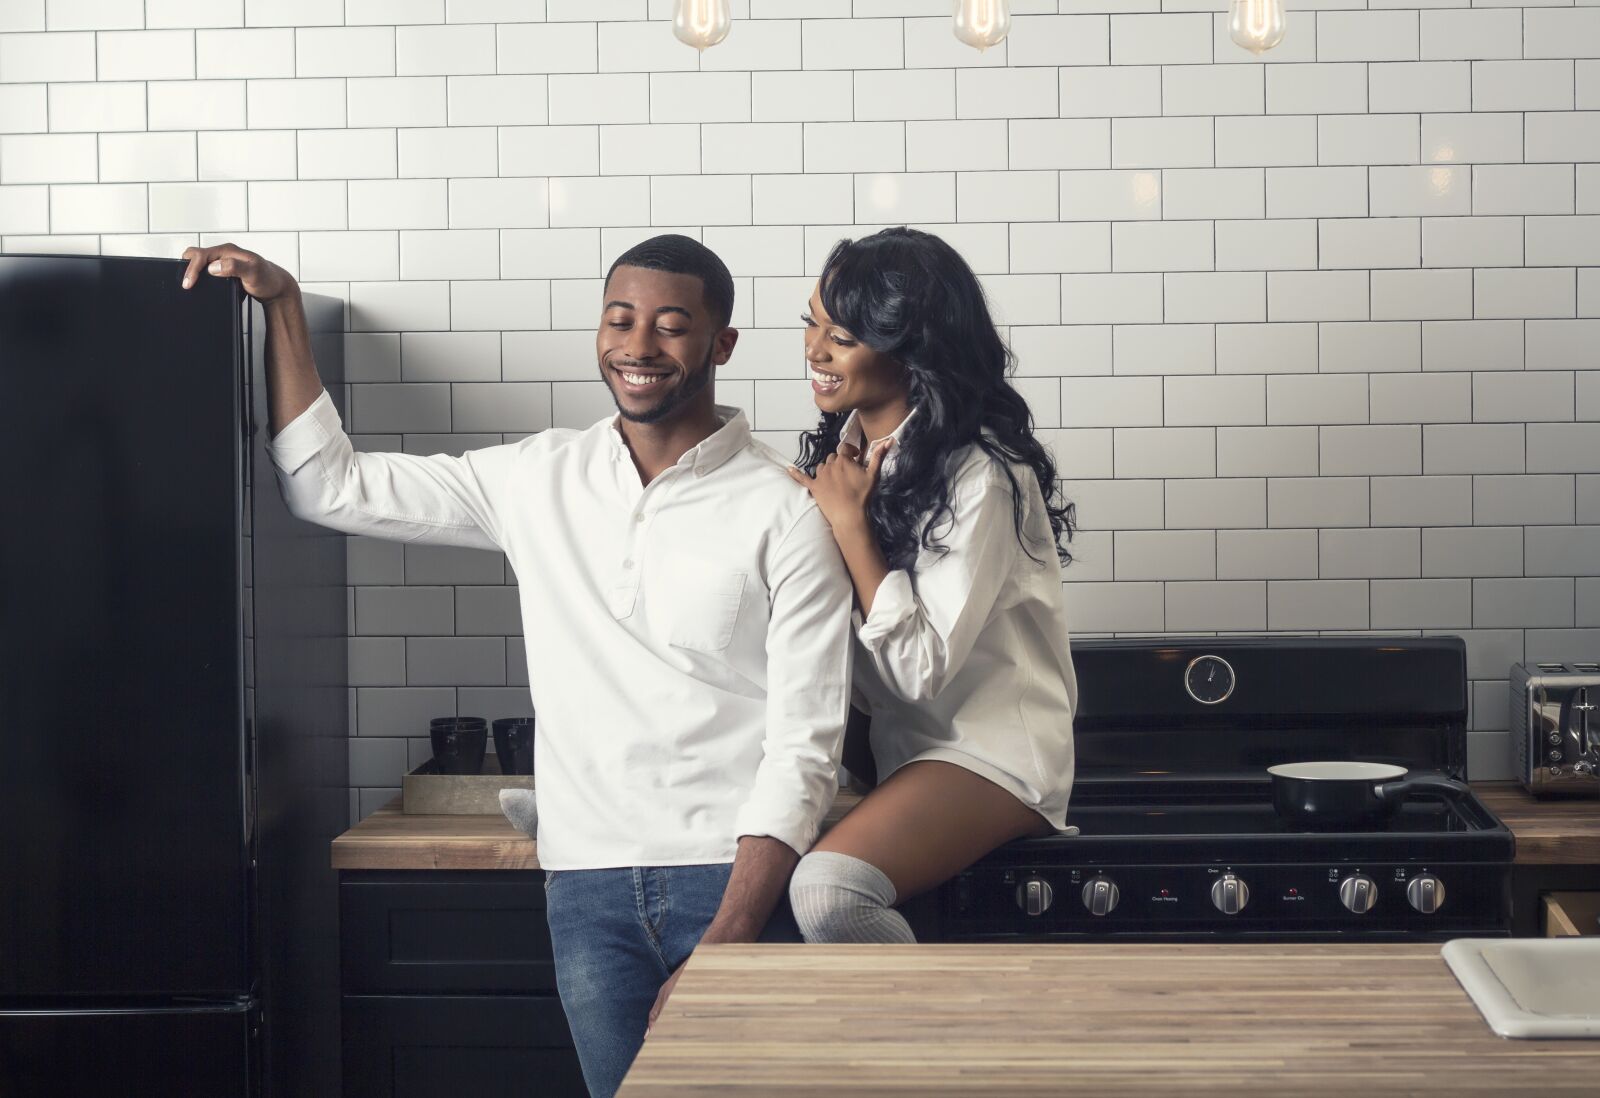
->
[332, 783, 1600, 870]
[619, 942, 1600, 1095]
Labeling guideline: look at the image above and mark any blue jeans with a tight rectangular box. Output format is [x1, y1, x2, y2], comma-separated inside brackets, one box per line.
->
[544, 863, 801, 1098]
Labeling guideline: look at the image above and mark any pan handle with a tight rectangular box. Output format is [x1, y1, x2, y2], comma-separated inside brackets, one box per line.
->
[1374, 773, 1470, 802]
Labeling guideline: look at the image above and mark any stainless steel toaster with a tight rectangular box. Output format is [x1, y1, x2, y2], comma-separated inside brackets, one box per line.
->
[1511, 660, 1600, 796]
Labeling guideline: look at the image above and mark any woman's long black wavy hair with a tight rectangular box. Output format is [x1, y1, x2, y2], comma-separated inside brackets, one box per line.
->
[797, 227, 1075, 572]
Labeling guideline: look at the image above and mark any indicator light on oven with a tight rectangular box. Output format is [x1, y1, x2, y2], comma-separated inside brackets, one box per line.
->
[1288, 887, 1298, 896]
[1159, 888, 1169, 897]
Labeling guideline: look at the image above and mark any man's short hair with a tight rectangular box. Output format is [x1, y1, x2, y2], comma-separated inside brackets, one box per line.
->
[604, 234, 735, 329]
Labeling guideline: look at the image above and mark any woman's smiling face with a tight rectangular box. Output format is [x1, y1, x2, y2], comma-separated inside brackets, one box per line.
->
[802, 282, 905, 416]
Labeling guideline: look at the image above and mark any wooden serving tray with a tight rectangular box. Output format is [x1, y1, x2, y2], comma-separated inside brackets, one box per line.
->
[402, 755, 535, 815]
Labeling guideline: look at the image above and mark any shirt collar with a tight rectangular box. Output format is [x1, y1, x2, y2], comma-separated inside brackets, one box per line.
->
[839, 406, 917, 465]
[605, 405, 752, 477]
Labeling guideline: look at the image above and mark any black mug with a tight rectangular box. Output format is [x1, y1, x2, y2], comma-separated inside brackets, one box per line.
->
[492, 717, 535, 776]
[429, 717, 487, 775]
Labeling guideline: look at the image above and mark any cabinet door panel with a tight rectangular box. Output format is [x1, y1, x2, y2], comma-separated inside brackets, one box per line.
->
[342, 874, 557, 995]
[343, 995, 582, 1098]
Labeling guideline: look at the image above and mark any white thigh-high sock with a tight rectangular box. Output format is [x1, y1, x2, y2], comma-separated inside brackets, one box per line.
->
[498, 788, 538, 837]
[789, 851, 916, 944]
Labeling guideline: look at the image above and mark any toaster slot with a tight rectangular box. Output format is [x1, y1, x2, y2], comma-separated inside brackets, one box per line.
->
[1573, 687, 1596, 762]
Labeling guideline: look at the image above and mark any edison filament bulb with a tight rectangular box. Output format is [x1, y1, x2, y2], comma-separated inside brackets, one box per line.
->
[953, 0, 1011, 52]
[1228, 0, 1287, 54]
[673, 0, 731, 52]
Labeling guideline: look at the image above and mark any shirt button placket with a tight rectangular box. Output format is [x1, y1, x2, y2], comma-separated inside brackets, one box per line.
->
[626, 472, 674, 589]
[623, 511, 646, 575]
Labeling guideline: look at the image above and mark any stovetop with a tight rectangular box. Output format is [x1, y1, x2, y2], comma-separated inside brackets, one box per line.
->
[1072, 797, 1483, 837]
[927, 636, 1514, 942]
[943, 785, 1513, 941]
[1033, 780, 1513, 857]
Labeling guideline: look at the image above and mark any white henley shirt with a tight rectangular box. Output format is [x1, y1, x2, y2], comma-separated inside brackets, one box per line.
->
[268, 390, 853, 870]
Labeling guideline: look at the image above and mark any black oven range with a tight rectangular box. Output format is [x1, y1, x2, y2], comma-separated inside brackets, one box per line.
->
[936, 636, 1513, 942]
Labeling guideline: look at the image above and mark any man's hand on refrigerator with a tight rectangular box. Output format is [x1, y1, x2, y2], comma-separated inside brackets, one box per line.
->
[180, 244, 297, 305]
[182, 242, 323, 435]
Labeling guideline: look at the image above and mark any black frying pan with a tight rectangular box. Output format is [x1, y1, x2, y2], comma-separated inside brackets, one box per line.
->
[1268, 761, 1470, 829]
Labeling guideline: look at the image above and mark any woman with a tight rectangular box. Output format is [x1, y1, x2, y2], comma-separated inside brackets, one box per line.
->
[784, 227, 1078, 944]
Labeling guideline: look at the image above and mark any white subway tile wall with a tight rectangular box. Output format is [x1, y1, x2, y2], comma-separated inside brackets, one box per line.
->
[9, 1, 1597, 819]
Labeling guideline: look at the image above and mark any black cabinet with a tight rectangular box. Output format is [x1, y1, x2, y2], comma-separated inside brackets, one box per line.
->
[340, 872, 584, 1098]
[0, 1006, 254, 1098]
[343, 996, 584, 1098]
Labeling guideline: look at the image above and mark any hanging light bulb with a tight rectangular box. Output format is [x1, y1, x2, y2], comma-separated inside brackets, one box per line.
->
[1228, 0, 1287, 55]
[953, 0, 1010, 52]
[673, 0, 731, 52]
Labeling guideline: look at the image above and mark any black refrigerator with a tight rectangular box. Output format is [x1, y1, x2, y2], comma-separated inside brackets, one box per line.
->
[0, 254, 348, 1097]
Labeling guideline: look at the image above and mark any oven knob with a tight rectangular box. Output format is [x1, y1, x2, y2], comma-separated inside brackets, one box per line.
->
[1338, 874, 1378, 914]
[1210, 873, 1249, 915]
[1016, 877, 1054, 916]
[1081, 876, 1119, 916]
[1405, 874, 1446, 914]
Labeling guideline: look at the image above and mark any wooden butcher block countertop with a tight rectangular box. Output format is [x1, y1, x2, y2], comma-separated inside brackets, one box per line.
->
[618, 943, 1600, 1095]
[1475, 784, 1600, 865]
[331, 791, 865, 870]
[331, 784, 1600, 871]
[331, 799, 541, 870]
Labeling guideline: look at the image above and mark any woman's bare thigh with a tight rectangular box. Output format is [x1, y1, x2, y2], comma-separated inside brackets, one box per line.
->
[811, 760, 1051, 903]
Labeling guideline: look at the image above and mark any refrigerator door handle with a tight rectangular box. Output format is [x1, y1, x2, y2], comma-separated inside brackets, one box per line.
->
[243, 716, 256, 851]
[0, 995, 257, 1018]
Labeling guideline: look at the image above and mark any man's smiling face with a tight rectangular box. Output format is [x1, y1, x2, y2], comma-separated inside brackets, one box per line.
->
[596, 265, 733, 426]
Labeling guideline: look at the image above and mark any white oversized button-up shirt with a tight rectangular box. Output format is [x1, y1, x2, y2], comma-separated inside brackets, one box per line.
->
[839, 410, 1078, 829]
[269, 391, 853, 870]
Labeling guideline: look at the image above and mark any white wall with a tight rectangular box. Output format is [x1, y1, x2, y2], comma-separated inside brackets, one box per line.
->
[5, 0, 1597, 819]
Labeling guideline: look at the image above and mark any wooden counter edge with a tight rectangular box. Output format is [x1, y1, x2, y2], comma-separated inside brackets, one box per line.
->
[331, 797, 541, 871]
[1475, 783, 1600, 866]
[332, 784, 1600, 872]
[330, 790, 870, 872]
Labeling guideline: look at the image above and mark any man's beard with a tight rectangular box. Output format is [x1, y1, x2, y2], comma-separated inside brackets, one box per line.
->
[606, 347, 714, 425]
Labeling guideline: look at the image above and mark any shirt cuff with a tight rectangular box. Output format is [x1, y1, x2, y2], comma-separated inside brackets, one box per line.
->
[267, 389, 339, 475]
[857, 569, 916, 650]
[732, 802, 820, 859]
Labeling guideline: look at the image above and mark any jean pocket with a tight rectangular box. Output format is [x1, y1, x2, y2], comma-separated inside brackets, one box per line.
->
[542, 869, 559, 893]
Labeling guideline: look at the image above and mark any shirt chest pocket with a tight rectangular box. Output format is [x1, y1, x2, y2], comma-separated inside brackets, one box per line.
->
[650, 552, 748, 653]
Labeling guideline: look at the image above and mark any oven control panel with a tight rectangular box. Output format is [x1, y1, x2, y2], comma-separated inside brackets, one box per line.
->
[945, 862, 1509, 939]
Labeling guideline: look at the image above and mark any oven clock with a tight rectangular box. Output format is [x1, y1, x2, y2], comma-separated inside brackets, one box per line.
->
[1184, 655, 1236, 705]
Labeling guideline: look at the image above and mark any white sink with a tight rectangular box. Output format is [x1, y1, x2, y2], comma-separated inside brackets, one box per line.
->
[1443, 938, 1600, 1038]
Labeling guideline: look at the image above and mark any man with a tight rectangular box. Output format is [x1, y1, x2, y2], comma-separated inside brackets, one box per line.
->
[181, 236, 852, 1097]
